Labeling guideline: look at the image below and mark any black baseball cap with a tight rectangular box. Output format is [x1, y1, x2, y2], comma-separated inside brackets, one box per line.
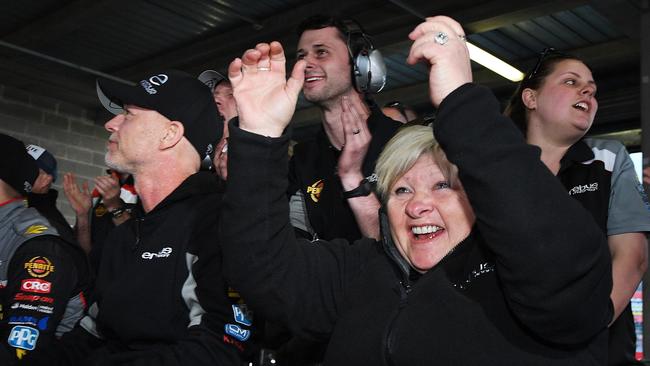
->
[198, 70, 227, 91]
[96, 70, 221, 161]
[26, 144, 58, 183]
[0, 134, 39, 195]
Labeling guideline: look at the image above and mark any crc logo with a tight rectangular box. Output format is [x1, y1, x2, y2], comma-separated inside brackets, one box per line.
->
[8, 326, 39, 351]
[24, 257, 55, 278]
[307, 179, 324, 203]
[141, 247, 173, 260]
[21, 279, 51, 294]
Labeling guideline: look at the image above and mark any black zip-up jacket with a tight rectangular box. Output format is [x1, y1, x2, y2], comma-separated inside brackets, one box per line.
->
[46, 172, 249, 365]
[221, 84, 613, 365]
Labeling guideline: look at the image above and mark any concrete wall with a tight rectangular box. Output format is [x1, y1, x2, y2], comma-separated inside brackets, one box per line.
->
[0, 83, 109, 225]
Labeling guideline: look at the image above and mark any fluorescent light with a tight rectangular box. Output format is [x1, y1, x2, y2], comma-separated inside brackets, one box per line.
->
[467, 42, 525, 82]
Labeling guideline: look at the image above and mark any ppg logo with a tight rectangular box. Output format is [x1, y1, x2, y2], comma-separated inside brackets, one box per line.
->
[149, 74, 168, 86]
[7, 326, 39, 350]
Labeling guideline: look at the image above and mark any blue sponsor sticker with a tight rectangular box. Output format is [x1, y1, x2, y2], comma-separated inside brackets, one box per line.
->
[8, 326, 39, 351]
[232, 304, 253, 326]
[224, 323, 251, 342]
[8, 316, 49, 330]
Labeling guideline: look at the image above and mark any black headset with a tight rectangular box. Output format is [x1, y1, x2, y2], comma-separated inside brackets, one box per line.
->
[341, 19, 387, 94]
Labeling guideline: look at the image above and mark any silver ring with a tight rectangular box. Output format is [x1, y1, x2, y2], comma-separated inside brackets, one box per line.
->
[352, 129, 361, 135]
[458, 34, 466, 42]
[434, 31, 449, 45]
[257, 67, 271, 71]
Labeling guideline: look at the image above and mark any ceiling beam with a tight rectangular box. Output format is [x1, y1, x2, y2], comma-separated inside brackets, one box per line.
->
[2, 0, 119, 48]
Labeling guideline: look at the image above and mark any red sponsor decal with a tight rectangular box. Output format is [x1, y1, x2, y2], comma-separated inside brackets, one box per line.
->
[223, 335, 244, 352]
[21, 279, 51, 294]
[14, 293, 54, 304]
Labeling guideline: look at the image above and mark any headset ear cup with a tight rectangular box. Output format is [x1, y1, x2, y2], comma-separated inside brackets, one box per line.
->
[354, 50, 371, 93]
[367, 49, 386, 93]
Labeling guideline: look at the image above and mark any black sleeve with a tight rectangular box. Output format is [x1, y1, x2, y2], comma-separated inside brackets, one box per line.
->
[434, 84, 612, 345]
[221, 121, 380, 341]
[1, 236, 81, 362]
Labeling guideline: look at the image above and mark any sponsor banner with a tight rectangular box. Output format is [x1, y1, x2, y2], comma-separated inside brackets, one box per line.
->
[8, 316, 49, 330]
[14, 293, 54, 304]
[224, 323, 250, 342]
[24, 257, 55, 278]
[8, 326, 39, 351]
[11, 302, 54, 314]
[232, 304, 253, 326]
[21, 279, 51, 294]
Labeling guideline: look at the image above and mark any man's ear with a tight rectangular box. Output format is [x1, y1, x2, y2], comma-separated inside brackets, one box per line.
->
[522, 88, 537, 110]
[160, 121, 184, 150]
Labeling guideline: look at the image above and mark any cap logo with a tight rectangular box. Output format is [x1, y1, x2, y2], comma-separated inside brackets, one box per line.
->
[139, 74, 169, 95]
[149, 74, 169, 86]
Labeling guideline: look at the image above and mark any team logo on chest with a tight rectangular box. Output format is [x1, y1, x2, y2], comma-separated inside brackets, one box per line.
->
[141, 247, 173, 260]
[306, 179, 324, 203]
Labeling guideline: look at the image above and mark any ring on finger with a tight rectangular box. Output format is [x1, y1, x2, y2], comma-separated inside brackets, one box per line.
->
[434, 31, 449, 45]
[458, 34, 466, 42]
[352, 128, 361, 135]
[257, 66, 271, 71]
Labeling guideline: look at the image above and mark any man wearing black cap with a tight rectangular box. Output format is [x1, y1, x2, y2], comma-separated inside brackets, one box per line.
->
[198, 69, 237, 181]
[24, 145, 76, 244]
[47, 70, 250, 365]
[0, 134, 89, 365]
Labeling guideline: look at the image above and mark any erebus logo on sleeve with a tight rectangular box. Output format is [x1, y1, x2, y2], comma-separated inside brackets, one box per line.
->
[8, 326, 39, 351]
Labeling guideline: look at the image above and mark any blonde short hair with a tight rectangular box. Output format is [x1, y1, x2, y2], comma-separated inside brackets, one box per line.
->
[375, 125, 458, 203]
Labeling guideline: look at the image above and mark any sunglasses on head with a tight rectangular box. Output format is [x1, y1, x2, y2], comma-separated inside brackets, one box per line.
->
[527, 47, 568, 80]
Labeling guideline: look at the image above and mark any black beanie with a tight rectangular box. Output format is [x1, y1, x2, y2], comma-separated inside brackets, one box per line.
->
[0, 134, 39, 196]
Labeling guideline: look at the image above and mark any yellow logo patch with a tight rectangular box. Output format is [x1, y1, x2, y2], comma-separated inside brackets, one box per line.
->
[306, 179, 324, 203]
[16, 349, 27, 360]
[24, 257, 55, 278]
[24, 225, 48, 235]
[95, 204, 108, 217]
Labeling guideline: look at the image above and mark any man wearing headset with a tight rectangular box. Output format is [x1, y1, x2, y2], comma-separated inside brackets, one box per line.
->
[265, 15, 401, 366]
[289, 15, 401, 243]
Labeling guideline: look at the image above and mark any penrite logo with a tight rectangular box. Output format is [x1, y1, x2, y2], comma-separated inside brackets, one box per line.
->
[24, 257, 55, 278]
[21, 279, 51, 294]
[141, 247, 173, 260]
[306, 179, 324, 203]
[568, 182, 598, 196]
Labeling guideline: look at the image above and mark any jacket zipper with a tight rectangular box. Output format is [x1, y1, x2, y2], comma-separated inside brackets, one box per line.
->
[383, 278, 411, 366]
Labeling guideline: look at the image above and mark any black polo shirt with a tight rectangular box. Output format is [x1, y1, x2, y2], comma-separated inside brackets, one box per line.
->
[288, 106, 401, 242]
[558, 138, 650, 366]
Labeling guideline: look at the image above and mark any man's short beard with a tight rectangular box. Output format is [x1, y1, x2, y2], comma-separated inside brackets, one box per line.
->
[105, 152, 134, 175]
